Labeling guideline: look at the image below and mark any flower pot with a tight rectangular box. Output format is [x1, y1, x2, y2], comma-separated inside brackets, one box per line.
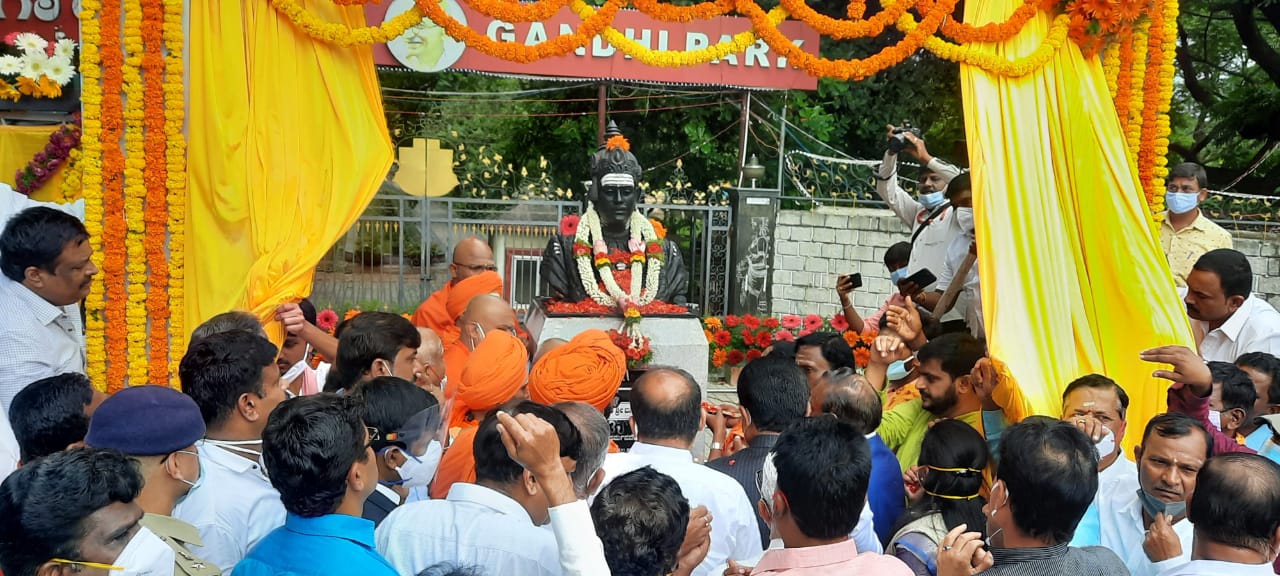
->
[0, 76, 80, 114]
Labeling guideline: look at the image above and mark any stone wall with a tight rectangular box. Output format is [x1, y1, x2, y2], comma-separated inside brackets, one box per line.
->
[771, 207, 1280, 317]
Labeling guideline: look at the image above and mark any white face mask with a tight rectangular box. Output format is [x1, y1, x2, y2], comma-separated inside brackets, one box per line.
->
[1095, 428, 1117, 460]
[281, 344, 311, 384]
[394, 440, 443, 489]
[1207, 410, 1222, 431]
[203, 439, 268, 478]
[116, 526, 175, 576]
[956, 207, 975, 234]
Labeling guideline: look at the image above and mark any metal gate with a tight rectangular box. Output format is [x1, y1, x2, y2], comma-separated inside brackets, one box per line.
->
[311, 195, 733, 317]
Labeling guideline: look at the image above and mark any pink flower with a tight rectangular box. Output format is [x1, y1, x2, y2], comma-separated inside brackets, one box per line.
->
[3, 32, 19, 46]
[316, 309, 340, 332]
[33, 152, 47, 164]
[803, 314, 824, 332]
[46, 158, 61, 171]
[559, 215, 580, 236]
[775, 329, 795, 342]
[830, 314, 850, 332]
[628, 238, 644, 253]
[781, 315, 801, 330]
[32, 166, 46, 178]
[593, 239, 608, 255]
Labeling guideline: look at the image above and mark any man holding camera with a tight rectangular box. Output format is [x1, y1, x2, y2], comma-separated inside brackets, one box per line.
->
[874, 124, 968, 329]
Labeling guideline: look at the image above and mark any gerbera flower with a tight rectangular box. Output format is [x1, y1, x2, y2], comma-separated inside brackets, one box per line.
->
[559, 214, 580, 236]
[726, 350, 746, 365]
[724, 315, 741, 328]
[746, 349, 762, 362]
[20, 53, 49, 80]
[0, 55, 21, 76]
[781, 315, 801, 330]
[53, 39, 77, 59]
[830, 314, 850, 333]
[803, 314, 824, 332]
[762, 317, 780, 330]
[775, 329, 795, 342]
[44, 56, 74, 86]
[754, 330, 773, 348]
[14, 33, 48, 57]
[316, 309, 339, 332]
[742, 315, 761, 330]
[714, 330, 732, 347]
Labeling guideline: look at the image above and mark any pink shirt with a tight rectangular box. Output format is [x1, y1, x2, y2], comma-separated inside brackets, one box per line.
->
[752, 539, 914, 575]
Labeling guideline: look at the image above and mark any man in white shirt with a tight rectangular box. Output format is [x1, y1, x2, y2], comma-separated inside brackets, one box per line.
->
[1184, 249, 1280, 362]
[1062, 375, 1139, 547]
[172, 330, 289, 571]
[1098, 412, 1212, 576]
[916, 173, 982, 335]
[0, 207, 95, 409]
[376, 401, 583, 576]
[1156, 453, 1280, 576]
[874, 125, 967, 324]
[599, 367, 763, 576]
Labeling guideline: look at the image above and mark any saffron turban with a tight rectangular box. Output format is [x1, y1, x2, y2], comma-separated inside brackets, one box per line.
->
[529, 329, 626, 413]
[456, 330, 529, 417]
[445, 271, 504, 321]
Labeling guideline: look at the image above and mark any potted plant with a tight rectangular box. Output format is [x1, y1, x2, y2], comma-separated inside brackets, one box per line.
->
[0, 32, 80, 113]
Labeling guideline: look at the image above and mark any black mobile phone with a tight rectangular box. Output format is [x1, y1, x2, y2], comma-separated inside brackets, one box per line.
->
[845, 273, 863, 290]
[902, 268, 937, 289]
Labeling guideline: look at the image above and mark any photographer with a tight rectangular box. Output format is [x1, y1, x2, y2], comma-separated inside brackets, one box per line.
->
[873, 124, 966, 324]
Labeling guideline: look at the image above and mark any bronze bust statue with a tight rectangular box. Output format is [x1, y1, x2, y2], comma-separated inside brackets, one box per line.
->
[542, 123, 689, 307]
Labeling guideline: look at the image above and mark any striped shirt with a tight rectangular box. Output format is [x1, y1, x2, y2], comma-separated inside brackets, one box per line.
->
[984, 543, 1131, 576]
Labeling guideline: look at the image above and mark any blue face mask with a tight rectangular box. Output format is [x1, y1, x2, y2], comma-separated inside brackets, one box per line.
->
[890, 268, 909, 286]
[887, 358, 913, 381]
[1137, 487, 1187, 519]
[1166, 192, 1200, 215]
[919, 191, 946, 210]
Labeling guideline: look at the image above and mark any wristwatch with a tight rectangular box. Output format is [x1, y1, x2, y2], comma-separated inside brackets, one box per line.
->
[711, 441, 723, 450]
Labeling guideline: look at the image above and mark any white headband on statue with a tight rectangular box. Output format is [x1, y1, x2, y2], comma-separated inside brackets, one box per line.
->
[600, 173, 635, 187]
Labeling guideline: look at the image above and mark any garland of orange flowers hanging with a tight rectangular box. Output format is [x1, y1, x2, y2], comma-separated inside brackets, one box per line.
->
[776, 0, 918, 40]
[100, 0, 128, 392]
[142, 0, 171, 383]
[80, 0, 107, 390]
[267, 0, 425, 46]
[123, 0, 149, 387]
[163, 0, 186, 378]
[630, 0, 734, 22]
[1144, 0, 1177, 232]
[464, 0, 573, 23]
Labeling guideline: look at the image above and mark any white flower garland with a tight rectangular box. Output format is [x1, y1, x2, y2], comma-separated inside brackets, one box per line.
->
[574, 201, 664, 308]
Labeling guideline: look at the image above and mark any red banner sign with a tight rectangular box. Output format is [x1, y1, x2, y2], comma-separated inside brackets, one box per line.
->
[0, 0, 80, 40]
[366, 0, 819, 90]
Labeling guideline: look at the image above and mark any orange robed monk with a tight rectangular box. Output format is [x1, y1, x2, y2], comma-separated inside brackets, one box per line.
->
[429, 329, 529, 499]
[411, 237, 497, 334]
[442, 294, 520, 420]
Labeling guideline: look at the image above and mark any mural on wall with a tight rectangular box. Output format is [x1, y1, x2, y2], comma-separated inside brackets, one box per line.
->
[737, 216, 771, 315]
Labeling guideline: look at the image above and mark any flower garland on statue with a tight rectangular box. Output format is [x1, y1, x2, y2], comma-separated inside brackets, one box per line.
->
[13, 122, 81, 196]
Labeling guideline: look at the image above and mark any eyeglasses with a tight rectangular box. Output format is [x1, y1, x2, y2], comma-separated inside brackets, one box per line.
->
[50, 559, 124, 571]
[453, 262, 497, 273]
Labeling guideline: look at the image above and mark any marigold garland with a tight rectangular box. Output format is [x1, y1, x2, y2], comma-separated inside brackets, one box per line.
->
[900, 11, 1070, 77]
[142, 0, 171, 384]
[59, 146, 83, 203]
[100, 0, 128, 392]
[1146, 0, 1177, 232]
[777, 0, 917, 40]
[123, 0, 149, 388]
[417, 0, 623, 62]
[1136, 2, 1164, 218]
[463, 0, 572, 23]
[926, 0, 1041, 43]
[79, 0, 107, 390]
[267, 0, 426, 46]
[164, 0, 187, 380]
[629, 0, 733, 22]
[572, 1, 784, 68]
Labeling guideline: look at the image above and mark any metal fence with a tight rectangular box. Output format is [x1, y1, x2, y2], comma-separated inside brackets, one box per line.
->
[310, 195, 733, 317]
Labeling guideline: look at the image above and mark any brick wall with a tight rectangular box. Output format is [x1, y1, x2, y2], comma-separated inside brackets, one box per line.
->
[771, 207, 1280, 317]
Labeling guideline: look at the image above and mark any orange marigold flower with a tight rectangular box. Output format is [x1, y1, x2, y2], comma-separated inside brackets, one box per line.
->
[712, 348, 728, 368]
[605, 134, 630, 151]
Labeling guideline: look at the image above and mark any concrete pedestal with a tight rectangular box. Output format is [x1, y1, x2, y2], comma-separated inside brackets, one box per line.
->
[526, 301, 710, 452]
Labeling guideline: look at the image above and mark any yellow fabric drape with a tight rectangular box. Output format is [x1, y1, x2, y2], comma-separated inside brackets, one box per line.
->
[963, 2, 1194, 453]
[0, 125, 68, 202]
[187, 0, 392, 345]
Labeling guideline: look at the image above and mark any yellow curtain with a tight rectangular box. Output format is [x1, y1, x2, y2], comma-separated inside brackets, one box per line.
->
[187, 0, 392, 345]
[0, 125, 68, 201]
[963, 2, 1194, 452]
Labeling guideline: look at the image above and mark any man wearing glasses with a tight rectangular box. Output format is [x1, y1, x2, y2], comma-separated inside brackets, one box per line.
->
[411, 237, 498, 333]
[1160, 162, 1232, 287]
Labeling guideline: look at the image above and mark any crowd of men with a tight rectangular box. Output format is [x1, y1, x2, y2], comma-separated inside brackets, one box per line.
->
[0, 131, 1278, 576]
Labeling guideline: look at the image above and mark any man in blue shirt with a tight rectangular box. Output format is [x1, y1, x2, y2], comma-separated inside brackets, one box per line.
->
[237, 394, 397, 575]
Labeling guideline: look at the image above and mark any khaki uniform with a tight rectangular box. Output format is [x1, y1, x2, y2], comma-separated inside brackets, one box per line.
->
[140, 513, 223, 576]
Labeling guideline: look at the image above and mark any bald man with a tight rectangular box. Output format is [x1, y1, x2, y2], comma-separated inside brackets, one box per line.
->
[441, 294, 519, 408]
[415, 327, 446, 400]
[411, 237, 496, 332]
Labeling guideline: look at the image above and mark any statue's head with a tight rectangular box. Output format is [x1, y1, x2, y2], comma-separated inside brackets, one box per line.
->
[590, 122, 643, 231]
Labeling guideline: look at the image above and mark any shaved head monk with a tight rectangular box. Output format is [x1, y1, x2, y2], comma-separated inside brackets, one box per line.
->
[415, 327, 446, 400]
[530, 330, 627, 453]
[410, 237, 497, 334]
[442, 294, 519, 405]
[430, 330, 529, 499]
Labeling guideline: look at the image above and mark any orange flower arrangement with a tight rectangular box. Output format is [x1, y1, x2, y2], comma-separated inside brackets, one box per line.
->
[142, 0, 171, 384]
[605, 134, 630, 151]
[417, 0, 623, 63]
[776, 0, 917, 40]
[1136, 1, 1165, 212]
[629, 0, 733, 22]
[924, 0, 1041, 43]
[100, 0, 129, 392]
[123, 0, 150, 387]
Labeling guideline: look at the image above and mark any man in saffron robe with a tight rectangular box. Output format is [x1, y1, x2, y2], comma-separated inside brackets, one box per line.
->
[429, 330, 528, 499]
[529, 329, 628, 453]
[442, 294, 520, 426]
[410, 237, 496, 334]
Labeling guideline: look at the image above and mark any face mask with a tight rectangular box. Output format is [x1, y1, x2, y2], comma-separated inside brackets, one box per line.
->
[956, 207, 975, 234]
[469, 323, 487, 351]
[918, 191, 946, 210]
[1166, 192, 1200, 215]
[1207, 410, 1222, 431]
[170, 450, 203, 506]
[203, 439, 268, 478]
[116, 526, 175, 576]
[281, 344, 311, 384]
[391, 440, 443, 489]
[1094, 430, 1117, 460]
[1138, 487, 1187, 519]
[887, 358, 914, 382]
[890, 268, 909, 286]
